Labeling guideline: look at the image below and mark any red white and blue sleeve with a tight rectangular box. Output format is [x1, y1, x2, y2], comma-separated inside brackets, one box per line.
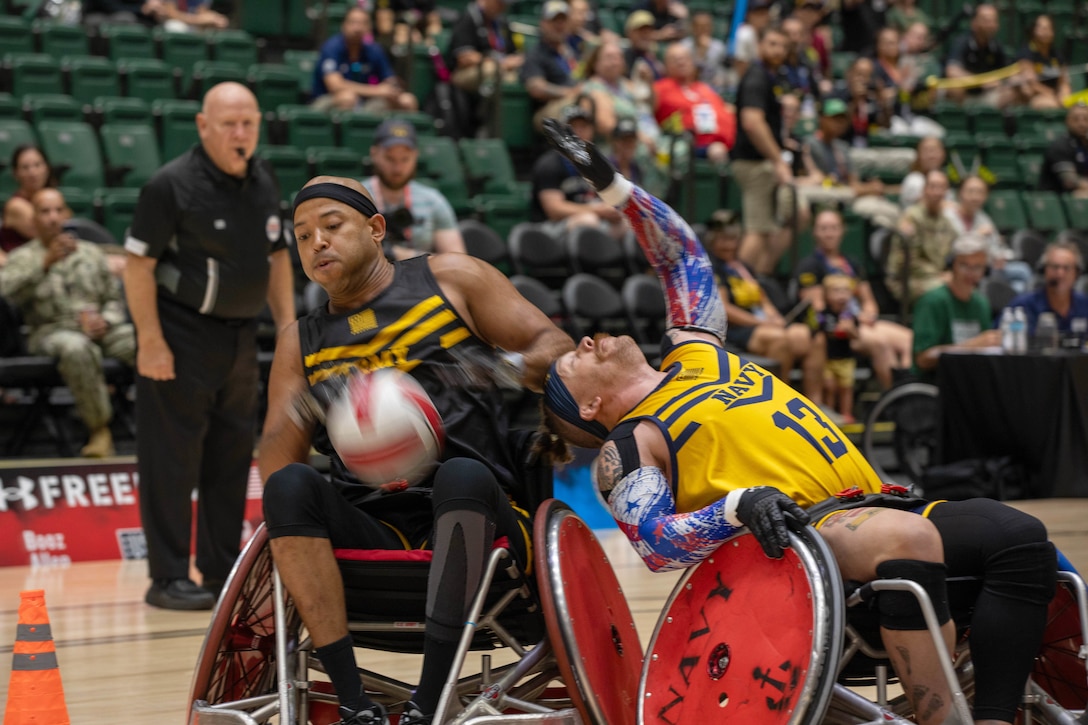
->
[598, 174, 726, 343]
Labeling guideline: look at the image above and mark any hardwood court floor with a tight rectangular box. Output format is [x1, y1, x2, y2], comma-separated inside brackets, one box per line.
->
[1, 499, 1086, 724]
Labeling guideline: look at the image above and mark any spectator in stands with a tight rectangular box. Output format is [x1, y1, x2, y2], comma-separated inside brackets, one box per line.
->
[446, 0, 522, 131]
[912, 235, 1000, 375]
[839, 0, 885, 56]
[0, 188, 136, 458]
[943, 175, 1032, 293]
[312, 7, 418, 112]
[530, 105, 625, 237]
[682, 11, 728, 97]
[361, 119, 466, 261]
[609, 117, 645, 187]
[809, 273, 860, 422]
[887, 170, 958, 306]
[635, 0, 689, 42]
[734, 26, 792, 276]
[873, 27, 908, 111]
[521, 0, 581, 129]
[731, 0, 772, 83]
[945, 4, 1011, 107]
[1038, 103, 1088, 197]
[568, 0, 604, 55]
[653, 42, 736, 164]
[1015, 14, 1071, 110]
[835, 57, 889, 148]
[582, 40, 659, 149]
[624, 9, 666, 87]
[799, 98, 901, 230]
[899, 136, 947, 208]
[1003, 240, 1088, 335]
[796, 208, 913, 390]
[779, 93, 811, 179]
[0, 145, 56, 266]
[886, 0, 931, 32]
[142, 0, 229, 32]
[792, 0, 832, 84]
[706, 210, 826, 404]
[780, 16, 820, 103]
[900, 22, 942, 110]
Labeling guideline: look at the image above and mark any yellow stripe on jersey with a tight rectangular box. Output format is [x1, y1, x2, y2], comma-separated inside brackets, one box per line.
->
[304, 295, 446, 367]
[621, 341, 882, 512]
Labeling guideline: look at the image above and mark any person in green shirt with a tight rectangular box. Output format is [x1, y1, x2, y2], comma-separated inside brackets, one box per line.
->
[911, 234, 1001, 377]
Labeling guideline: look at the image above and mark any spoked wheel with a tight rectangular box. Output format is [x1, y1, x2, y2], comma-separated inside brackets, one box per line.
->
[860, 383, 940, 485]
[639, 527, 843, 725]
[188, 523, 304, 721]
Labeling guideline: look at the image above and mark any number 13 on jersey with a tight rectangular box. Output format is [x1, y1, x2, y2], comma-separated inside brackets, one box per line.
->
[772, 397, 849, 464]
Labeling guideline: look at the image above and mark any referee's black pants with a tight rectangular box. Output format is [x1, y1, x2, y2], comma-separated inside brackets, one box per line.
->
[136, 299, 259, 582]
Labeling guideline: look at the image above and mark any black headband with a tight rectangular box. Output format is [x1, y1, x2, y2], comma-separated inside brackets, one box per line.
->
[293, 182, 380, 219]
[543, 361, 610, 441]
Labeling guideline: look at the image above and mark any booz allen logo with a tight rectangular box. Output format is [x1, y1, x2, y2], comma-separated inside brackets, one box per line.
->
[0, 472, 139, 513]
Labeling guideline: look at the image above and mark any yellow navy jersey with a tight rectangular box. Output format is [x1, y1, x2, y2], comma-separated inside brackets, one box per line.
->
[617, 340, 882, 511]
[298, 256, 516, 497]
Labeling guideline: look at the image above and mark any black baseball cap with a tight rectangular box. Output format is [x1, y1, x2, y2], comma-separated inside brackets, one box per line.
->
[560, 104, 594, 124]
[613, 117, 638, 138]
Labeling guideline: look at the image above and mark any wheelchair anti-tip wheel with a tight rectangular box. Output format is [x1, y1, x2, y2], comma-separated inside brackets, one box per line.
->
[639, 526, 844, 725]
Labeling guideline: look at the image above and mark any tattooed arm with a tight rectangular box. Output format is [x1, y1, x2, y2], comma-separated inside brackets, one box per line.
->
[596, 439, 744, 572]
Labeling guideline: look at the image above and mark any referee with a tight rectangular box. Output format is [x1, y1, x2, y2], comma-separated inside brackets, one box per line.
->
[123, 83, 296, 610]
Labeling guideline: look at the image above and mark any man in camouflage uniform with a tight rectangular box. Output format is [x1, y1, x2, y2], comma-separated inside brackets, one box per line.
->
[0, 188, 135, 457]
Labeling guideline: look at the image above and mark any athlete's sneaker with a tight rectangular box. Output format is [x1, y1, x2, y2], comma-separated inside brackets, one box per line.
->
[337, 703, 388, 725]
[399, 701, 432, 725]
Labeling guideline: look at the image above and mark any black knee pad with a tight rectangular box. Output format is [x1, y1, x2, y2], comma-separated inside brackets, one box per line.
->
[984, 541, 1057, 605]
[263, 463, 325, 532]
[432, 458, 502, 517]
[874, 559, 951, 631]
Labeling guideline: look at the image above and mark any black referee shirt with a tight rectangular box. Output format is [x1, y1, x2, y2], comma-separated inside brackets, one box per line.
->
[125, 145, 287, 321]
[732, 61, 785, 162]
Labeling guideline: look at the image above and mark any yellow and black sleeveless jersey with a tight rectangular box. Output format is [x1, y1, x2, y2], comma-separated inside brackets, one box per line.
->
[298, 256, 516, 496]
[619, 340, 882, 511]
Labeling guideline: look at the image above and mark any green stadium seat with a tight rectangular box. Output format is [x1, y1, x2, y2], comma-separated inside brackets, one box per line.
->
[22, 93, 83, 124]
[985, 189, 1029, 235]
[278, 105, 335, 149]
[472, 193, 531, 241]
[100, 123, 161, 188]
[96, 187, 141, 242]
[36, 120, 105, 189]
[285, 0, 314, 40]
[120, 58, 176, 105]
[978, 135, 1020, 188]
[64, 56, 120, 107]
[94, 96, 152, 125]
[1014, 133, 1052, 157]
[1020, 191, 1069, 235]
[336, 110, 382, 153]
[498, 81, 534, 152]
[0, 120, 38, 178]
[6, 53, 63, 97]
[307, 145, 362, 178]
[1061, 196, 1088, 231]
[155, 29, 209, 88]
[0, 93, 21, 121]
[1018, 155, 1042, 189]
[259, 145, 308, 204]
[1034, 121, 1066, 143]
[99, 23, 154, 62]
[458, 138, 530, 197]
[408, 45, 436, 108]
[390, 111, 438, 136]
[33, 20, 88, 58]
[0, 16, 33, 56]
[968, 106, 1006, 136]
[189, 60, 247, 99]
[57, 185, 94, 219]
[934, 102, 970, 135]
[416, 135, 470, 212]
[207, 29, 259, 67]
[239, 0, 285, 37]
[282, 49, 317, 98]
[152, 98, 200, 161]
[248, 63, 300, 114]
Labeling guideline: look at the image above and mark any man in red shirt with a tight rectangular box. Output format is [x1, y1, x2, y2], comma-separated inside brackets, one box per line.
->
[653, 42, 736, 163]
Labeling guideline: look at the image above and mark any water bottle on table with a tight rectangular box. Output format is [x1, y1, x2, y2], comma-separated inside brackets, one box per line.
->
[1034, 311, 1060, 353]
[1010, 307, 1028, 354]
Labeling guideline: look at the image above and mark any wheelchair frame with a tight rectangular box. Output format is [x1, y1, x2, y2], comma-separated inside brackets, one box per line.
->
[188, 500, 641, 725]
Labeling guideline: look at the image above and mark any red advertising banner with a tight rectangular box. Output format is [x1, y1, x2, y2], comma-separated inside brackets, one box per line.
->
[0, 458, 264, 567]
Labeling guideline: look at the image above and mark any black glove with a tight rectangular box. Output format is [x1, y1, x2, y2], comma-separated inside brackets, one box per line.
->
[540, 117, 618, 191]
[735, 486, 810, 559]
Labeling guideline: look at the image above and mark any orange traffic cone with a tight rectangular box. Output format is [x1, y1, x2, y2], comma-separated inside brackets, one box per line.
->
[4, 589, 70, 725]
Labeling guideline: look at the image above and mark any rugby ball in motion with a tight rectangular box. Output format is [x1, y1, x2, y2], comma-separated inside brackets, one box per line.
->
[326, 369, 444, 488]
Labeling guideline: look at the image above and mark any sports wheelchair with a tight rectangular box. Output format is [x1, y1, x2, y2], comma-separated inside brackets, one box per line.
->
[187, 499, 643, 725]
[640, 523, 1088, 724]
